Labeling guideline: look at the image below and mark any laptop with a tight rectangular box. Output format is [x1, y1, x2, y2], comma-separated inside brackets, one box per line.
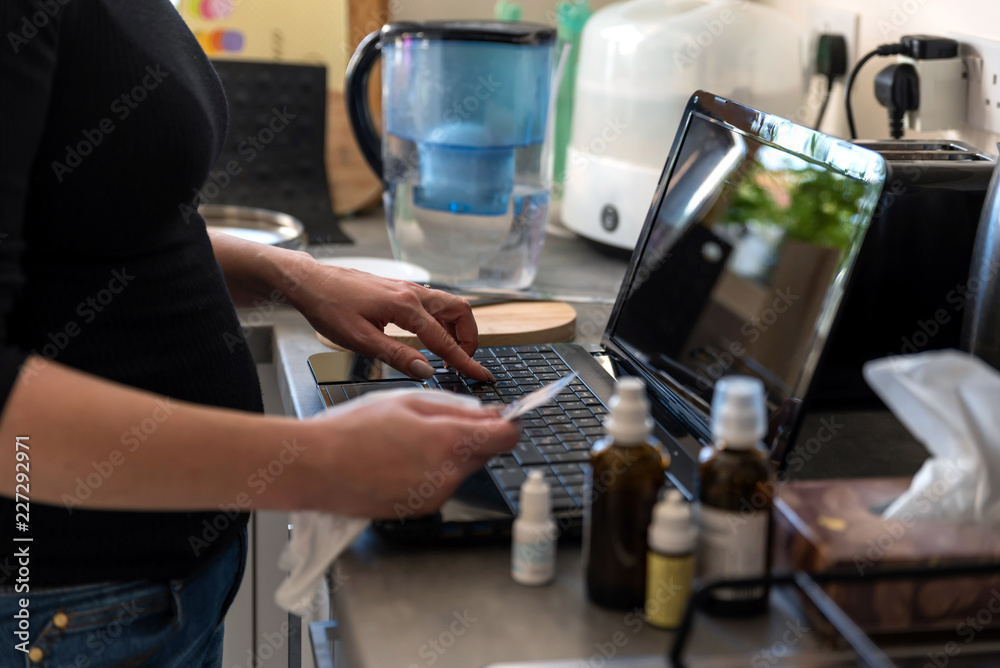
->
[307, 91, 887, 542]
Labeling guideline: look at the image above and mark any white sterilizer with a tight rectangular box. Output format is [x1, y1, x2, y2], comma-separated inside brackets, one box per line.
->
[561, 0, 806, 249]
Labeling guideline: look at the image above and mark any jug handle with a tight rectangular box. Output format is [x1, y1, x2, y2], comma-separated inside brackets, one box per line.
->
[345, 29, 383, 178]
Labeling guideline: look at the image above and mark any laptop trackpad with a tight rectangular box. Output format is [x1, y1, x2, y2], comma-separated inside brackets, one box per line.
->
[325, 380, 426, 404]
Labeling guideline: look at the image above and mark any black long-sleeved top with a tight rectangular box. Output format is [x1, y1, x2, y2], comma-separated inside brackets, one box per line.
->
[0, 0, 263, 586]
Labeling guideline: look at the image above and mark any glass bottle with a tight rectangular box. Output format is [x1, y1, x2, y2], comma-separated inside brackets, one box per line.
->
[697, 376, 774, 616]
[584, 377, 669, 610]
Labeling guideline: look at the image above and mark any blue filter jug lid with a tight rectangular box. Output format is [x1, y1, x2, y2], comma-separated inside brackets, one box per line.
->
[382, 21, 556, 46]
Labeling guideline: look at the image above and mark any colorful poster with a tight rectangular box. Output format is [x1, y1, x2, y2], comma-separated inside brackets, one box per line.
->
[174, 0, 348, 91]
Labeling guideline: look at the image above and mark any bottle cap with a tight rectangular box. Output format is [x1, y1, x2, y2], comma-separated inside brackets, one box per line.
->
[604, 377, 653, 443]
[519, 470, 551, 522]
[711, 376, 767, 449]
[648, 489, 696, 553]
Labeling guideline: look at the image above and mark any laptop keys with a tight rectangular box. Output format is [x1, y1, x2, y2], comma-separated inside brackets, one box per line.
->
[550, 487, 577, 510]
[411, 344, 605, 516]
[543, 414, 571, 424]
[512, 442, 545, 466]
[558, 473, 586, 487]
[551, 463, 584, 477]
[563, 440, 592, 451]
[492, 468, 527, 490]
[489, 453, 517, 468]
[545, 451, 591, 464]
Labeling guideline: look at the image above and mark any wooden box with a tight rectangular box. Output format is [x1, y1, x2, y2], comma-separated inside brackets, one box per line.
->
[773, 477, 1000, 635]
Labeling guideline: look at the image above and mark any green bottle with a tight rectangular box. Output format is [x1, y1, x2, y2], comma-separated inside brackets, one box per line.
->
[553, 0, 591, 189]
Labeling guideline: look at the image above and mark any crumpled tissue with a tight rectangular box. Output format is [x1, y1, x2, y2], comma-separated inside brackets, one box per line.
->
[274, 387, 483, 615]
[863, 350, 1000, 523]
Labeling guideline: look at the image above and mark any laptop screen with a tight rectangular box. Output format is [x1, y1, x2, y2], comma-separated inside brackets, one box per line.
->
[604, 92, 886, 437]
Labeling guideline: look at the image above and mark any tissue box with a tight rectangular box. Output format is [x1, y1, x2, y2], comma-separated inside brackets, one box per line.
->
[773, 478, 1000, 636]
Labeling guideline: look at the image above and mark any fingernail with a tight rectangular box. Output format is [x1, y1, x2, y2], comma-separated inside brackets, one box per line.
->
[410, 359, 435, 379]
[481, 365, 497, 382]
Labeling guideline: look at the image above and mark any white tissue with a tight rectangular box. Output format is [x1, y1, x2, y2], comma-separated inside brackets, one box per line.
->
[863, 350, 1000, 523]
[274, 386, 484, 615]
[274, 512, 369, 616]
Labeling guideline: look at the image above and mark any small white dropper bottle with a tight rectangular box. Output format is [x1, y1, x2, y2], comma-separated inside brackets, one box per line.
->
[512, 470, 558, 585]
[645, 489, 697, 628]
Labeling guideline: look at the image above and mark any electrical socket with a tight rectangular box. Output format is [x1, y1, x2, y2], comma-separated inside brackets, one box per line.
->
[954, 33, 1000, 134]
[809, 6, 859, 76]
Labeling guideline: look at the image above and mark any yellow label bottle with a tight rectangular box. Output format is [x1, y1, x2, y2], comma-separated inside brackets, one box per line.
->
[645, 489, 695, 628]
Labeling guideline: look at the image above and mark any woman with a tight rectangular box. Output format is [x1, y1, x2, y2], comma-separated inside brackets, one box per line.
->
[0, 1, 519, 665]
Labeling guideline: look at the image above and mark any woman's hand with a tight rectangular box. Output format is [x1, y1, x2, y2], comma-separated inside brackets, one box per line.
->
[207, 232, 494, 381]
[302, 390, 519, 519]
[292, 260, 494, 381]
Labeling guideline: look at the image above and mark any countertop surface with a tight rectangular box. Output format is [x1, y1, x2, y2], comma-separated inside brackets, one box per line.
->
[244, 213, 951, 668]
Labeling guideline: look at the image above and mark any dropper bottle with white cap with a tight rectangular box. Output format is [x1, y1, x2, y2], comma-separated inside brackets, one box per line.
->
[644, 489, 696, 628]
[697, 375, 774, 616]
[512, 470, 558, 585]
[583, 377, 670, 610]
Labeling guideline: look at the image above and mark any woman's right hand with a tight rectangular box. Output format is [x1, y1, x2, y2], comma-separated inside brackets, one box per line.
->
[302, 390, 519, 519]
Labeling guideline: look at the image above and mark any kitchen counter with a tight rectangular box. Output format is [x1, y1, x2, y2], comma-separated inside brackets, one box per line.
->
[244, 213, 978, 668]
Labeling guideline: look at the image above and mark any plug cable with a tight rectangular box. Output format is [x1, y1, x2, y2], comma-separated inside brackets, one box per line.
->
[844, 42, 907, 139]
[814, 74, 835, 131]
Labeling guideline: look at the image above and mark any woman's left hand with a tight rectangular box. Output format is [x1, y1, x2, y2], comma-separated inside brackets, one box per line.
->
[293, 260, 494, 381]
[208, 232, 494, 381]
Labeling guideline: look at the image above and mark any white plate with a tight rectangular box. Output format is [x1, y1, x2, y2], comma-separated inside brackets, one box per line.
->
[316, 256, 430, 284]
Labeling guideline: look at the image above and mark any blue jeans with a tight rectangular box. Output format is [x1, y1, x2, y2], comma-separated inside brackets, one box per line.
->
[1, 526, 248, 668]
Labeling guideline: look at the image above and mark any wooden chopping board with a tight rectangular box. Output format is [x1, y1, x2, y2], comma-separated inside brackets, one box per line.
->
[316, 301, 578, 349]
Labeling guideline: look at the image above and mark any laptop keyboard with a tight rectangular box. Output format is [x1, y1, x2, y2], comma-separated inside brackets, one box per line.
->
[425, 344, 607, 516]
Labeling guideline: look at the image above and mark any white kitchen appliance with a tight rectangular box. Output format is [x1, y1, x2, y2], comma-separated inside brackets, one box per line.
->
[561, 0, 806, 249]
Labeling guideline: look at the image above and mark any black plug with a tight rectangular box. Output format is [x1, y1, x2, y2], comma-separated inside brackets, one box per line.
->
[874, 63, 920, 139]
[900, 35, 959, 60]
[813, 34, 848, 130]
[816, 34, 848, 78]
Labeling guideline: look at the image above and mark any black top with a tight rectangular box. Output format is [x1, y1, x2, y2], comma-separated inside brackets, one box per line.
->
[0, 0, 262, 586]
[382, 21, 556, 45]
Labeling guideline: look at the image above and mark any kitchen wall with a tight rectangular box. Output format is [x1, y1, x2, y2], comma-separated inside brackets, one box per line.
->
[390, 0, 1000, 151]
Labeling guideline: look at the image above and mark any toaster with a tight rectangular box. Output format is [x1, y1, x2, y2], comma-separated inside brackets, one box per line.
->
[812, 140, 996, 406]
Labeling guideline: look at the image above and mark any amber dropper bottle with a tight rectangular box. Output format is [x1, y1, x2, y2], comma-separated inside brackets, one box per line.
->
[584, 377, 669, 610]
[697, 376, 774, 616]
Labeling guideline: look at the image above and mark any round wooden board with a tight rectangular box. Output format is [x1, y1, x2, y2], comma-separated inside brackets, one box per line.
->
[316, 301, 578, 350]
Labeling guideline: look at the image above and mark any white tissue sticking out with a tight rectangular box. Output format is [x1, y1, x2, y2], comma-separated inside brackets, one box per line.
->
[275, 512, 369, 617]
[274, 387, 484, 615]
[863, 350, 1000, 524]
